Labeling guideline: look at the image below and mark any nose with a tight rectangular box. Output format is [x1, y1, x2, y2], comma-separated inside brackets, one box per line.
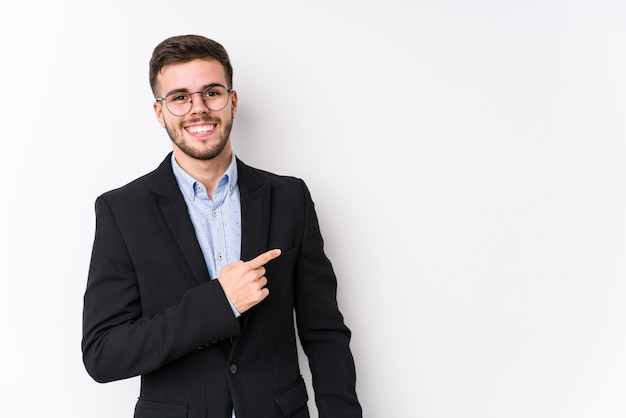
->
[189, 91, 210, 114]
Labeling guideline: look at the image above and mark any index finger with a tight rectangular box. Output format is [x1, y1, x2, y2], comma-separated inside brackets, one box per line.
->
[246, 248, 282, 268]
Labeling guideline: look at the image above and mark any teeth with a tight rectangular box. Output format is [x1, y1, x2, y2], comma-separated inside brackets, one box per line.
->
[188, 125, 215, 134]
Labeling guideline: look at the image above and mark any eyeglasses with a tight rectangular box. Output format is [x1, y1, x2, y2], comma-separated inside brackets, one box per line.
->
[155, 84, 232, 116]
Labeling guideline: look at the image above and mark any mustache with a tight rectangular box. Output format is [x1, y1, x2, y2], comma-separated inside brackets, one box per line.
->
[187, 116, 220, 124]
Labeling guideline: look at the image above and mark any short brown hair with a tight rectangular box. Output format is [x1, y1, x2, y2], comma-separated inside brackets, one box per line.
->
[149, 34, 233, 96]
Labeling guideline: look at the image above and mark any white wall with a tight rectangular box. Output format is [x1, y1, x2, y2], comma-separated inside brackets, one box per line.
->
[2, 1, 626, 417]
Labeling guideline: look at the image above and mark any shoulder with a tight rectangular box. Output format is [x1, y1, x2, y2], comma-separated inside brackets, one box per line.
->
[237, 158, 309, 195]
[96, 154, 175, 206]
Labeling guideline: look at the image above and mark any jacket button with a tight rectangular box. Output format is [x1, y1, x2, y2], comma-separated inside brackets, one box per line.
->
[229, 364, 238, 374]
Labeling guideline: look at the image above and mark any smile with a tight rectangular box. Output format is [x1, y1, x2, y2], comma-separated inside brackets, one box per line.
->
[186, 124, 216, 134]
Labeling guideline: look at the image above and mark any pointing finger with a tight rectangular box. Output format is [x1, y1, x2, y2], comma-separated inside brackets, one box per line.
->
[246, 249, 281, 269]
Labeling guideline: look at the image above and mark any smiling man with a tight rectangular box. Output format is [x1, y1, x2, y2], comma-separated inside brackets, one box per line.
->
[81, 35, 362, 418]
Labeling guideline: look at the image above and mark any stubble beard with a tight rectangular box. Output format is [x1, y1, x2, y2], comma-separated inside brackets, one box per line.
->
[165, 115, 234, 161]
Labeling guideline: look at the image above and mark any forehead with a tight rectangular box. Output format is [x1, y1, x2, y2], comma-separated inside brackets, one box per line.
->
[157, 58, 227, 93]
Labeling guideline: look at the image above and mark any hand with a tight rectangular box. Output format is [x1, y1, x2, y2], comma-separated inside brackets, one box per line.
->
[217, 249, 281, 313]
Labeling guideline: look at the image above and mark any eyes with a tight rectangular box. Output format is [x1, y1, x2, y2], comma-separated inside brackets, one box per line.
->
[169, 87, 226, 103]
[205, 89, 222, 98]
[158, 85, 232, 116]
[171, 94, 188, 102]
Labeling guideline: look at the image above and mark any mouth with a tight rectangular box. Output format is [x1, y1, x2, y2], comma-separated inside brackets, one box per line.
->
[185, 123, 216, 137]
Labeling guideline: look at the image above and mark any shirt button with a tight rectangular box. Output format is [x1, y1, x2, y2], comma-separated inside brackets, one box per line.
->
[212, 210, 218, 216]
[229, 364, 238, 374]
[217, 253, 224, 260]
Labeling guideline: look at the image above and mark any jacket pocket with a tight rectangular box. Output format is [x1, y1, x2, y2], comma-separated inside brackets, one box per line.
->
[134, 399, 188, 418]
[265, 246, 297, 269]
[274, 375, 309, 416]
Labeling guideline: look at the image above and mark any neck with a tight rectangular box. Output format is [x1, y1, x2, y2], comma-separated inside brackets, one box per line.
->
[173, 145, 232, 198]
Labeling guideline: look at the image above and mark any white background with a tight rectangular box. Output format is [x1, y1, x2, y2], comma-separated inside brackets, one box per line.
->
[2, 1, 626, 417]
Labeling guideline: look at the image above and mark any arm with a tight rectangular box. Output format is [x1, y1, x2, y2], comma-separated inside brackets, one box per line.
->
[81, 195, 241, 383]
[293, 180, 363, 417]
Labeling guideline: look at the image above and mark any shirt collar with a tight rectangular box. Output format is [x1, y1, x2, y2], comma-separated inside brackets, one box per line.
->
[171, 153, 239, 201]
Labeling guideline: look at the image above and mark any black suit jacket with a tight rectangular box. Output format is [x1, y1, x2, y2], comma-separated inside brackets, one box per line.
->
[82, 153, 362, 418]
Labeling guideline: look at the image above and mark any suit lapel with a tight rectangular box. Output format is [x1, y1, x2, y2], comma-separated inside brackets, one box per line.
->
[145, 154, 272, 321]
[148, 153, 211, 286]
[236, 158, 272, 334]
[237, 158, 271, 262]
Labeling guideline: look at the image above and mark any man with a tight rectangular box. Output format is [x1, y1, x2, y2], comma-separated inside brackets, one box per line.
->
[81, 34, 362, 418]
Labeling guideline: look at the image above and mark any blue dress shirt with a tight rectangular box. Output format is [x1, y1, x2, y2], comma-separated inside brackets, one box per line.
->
[171, 153, 242, 318]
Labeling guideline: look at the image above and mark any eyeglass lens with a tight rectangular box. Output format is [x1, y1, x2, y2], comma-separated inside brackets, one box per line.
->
[165, 86, 230, 116]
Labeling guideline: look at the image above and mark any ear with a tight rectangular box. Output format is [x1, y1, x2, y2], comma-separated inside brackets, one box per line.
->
[230, 90, 238, 119]
[154, 101, 166, 128]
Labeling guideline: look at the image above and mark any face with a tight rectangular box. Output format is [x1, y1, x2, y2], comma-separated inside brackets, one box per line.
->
[154, 58, 238, 161]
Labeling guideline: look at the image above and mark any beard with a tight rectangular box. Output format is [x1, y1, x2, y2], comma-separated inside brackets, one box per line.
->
[165, 115, 233, 161]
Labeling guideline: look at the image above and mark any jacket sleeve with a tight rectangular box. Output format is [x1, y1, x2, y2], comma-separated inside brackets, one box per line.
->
[293, 180, 363, 417]
[81, 195, 241, 383]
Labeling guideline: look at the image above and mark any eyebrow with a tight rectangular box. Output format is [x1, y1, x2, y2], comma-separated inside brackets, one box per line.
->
[164, 83, 228, 97]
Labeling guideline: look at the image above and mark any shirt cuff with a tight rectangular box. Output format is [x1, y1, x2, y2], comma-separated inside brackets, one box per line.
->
[227, 299, 241, 318]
